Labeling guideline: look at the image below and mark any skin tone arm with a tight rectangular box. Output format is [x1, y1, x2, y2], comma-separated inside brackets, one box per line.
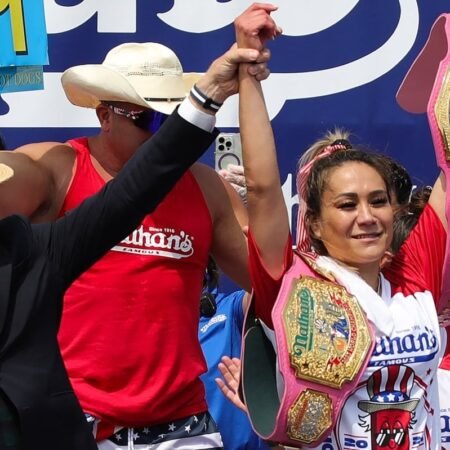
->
[191, 163, 251, 291]
[190, 42, 272, 292]
[235, 4, 287, 279]
[0, 140, 75, 222]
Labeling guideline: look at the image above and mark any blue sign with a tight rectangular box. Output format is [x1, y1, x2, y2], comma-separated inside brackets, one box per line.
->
[0, 65, 43, 93]
[0, 0, 48, 66]
[0, 0, 47, 92]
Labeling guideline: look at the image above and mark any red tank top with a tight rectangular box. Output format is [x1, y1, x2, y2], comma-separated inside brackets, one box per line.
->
[57, 137, 213, 427]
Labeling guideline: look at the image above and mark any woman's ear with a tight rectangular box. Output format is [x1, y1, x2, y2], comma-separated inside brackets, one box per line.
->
[309, 216, 322, 240]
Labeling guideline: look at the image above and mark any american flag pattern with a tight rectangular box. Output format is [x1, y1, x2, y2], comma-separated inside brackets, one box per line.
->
[87, 411, 224, 450]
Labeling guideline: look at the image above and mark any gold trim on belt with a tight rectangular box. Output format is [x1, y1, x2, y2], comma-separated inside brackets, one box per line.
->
[283, 276, 372, 388]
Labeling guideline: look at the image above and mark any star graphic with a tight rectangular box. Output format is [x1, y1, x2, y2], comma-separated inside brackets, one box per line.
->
[115, 434, 122, 441]
[158, 434, 165, 439]
[185, 425, 191, 433]
[133, 432, 140, 440]
[143, 427, 150, 434]
[168, 423, 176, 432]
[193, 416, 199, 423]
[376, 395, 385, 402]
[387, 393, 396, 402]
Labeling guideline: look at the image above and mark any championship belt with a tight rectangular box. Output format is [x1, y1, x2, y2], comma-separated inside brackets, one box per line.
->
[241, 253, 374, 448]
[396, 13, 450, 313]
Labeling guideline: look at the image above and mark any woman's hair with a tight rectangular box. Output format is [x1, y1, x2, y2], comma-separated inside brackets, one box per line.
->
[390, 185, 431, 254]
[297, 129, 351, 173]
[375, 154, 412, 209]
[297, 129, 392, 255]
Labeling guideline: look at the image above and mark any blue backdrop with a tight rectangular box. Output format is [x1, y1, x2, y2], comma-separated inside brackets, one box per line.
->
[1, 0, 448, 289]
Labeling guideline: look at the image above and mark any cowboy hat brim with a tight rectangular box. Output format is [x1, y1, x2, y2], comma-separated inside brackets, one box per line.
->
[61, 65, 201, 115]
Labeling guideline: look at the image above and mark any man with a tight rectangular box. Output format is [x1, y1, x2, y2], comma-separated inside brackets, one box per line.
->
[0, 39, 267, 448]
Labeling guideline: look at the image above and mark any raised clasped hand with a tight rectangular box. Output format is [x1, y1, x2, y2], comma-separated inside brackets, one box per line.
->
[234, 3, 282, 50]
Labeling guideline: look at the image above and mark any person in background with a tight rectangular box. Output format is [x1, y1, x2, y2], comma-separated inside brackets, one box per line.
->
[199, 256, 272, 450]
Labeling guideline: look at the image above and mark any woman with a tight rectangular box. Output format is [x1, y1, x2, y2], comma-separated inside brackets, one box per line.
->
[235, 4, 446, 449]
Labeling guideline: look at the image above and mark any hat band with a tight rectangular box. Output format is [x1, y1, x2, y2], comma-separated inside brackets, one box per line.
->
[144, 97, 185, 102]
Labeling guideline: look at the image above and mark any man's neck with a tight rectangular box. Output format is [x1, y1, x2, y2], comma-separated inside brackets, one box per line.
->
[88, 135, 137, 179]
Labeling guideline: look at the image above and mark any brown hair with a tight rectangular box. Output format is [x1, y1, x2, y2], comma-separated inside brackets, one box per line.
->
[390, 185, 431, 254]
[298, 129, 392, 255]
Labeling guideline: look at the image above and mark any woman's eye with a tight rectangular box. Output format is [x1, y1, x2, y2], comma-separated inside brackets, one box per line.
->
[338, 202, 356, 210]
[371, 197, 389, 206]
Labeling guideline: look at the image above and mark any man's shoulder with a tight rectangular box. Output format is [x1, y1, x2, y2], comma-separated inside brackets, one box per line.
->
[14, 140, 77, 175]
[190, 162, 221, 189]
[15, 140, 75, 159]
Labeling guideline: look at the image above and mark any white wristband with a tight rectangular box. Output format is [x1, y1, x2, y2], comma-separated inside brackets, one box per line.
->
[178, 98, 216, 133]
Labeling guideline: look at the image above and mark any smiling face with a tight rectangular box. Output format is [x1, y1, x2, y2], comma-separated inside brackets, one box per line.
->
[311, 161, 393, 273]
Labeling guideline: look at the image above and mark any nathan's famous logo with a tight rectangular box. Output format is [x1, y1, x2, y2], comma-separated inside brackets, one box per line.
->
[442, 411, 450, 444]
[284, 277, 370, 388]
[158, 0, 421, 127]
[358, 365, 421, 450]
[292, 288, 352, 359]
[370, 326, 439, 367]
[112, 225, 194, 259]
[3, 0, 420, 128]
[292, 287, 314, 356]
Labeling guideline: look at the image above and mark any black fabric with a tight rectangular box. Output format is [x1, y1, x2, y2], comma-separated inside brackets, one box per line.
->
[0, 110, 217, 450]
[241, 297, 279, 438]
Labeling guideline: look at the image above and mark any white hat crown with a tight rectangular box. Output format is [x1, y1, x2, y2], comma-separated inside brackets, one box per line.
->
[61, 42, 201, 115]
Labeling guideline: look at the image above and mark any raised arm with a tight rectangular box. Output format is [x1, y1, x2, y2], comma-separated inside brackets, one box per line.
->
[235, 4, 287, 279]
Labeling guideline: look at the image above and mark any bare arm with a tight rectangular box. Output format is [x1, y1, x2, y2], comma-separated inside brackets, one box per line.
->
[235, 4, 288, 279]
[0, 144, 65, 221]
[219, 173, 248, 230]
[192, 163, 251, 291]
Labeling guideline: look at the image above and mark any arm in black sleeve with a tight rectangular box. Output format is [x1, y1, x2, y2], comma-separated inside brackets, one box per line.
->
[34, 108, 218, 287]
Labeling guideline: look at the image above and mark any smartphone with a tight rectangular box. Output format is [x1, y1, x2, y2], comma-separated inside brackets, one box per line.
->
[214, 132, 242, 171]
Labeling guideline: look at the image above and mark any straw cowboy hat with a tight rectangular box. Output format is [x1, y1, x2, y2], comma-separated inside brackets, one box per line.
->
[61, 42, 201, 115]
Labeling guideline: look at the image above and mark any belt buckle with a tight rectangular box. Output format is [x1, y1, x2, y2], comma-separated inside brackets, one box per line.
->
[283, 276, 372, 443]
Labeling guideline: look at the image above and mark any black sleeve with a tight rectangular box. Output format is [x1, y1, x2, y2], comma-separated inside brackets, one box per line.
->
[33, 109, 218, 288]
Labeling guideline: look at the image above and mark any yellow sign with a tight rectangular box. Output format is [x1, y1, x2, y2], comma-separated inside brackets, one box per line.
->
[0, 0, 26, 55]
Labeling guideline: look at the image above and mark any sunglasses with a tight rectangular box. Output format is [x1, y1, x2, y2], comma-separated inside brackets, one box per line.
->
[104, 103, 168, 133]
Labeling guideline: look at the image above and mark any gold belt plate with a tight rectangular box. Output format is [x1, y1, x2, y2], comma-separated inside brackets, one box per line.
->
[283, 276, 372, 388]
[287, 389, 332, 444]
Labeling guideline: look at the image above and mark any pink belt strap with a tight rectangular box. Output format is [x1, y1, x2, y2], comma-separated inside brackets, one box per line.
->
[396, 13, 450, 313]
[241, 253, 374, 447]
